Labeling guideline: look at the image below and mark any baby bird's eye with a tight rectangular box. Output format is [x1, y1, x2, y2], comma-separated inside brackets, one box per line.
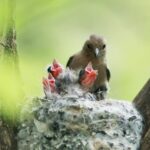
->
[87, 43, 93, 49]
[102, 44, 106, 49]
[47, 66, 51, 73]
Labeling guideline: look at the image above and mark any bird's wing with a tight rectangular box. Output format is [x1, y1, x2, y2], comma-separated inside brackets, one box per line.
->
[106, 67, 111, 81]
[66, 55, 74, 67]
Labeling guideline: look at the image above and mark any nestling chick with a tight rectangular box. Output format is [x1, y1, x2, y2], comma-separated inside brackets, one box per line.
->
[79, 62, 98, 91]
[47, 60, 80, 95]
[42, 74, 57, 98]
[47, 59, 63, 79]
[66, 34, 111, 100]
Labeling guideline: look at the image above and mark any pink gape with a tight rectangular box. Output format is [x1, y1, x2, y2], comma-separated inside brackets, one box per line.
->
[48, 59, 63, 79]
[43, 74, 56, 96]
[79, 62, 98, 89]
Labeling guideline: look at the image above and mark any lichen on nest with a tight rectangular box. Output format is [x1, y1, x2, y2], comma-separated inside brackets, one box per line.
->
[18, 96, 143, 150]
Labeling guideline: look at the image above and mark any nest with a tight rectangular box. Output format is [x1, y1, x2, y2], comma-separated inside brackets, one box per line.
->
[17, 68, 143, 150]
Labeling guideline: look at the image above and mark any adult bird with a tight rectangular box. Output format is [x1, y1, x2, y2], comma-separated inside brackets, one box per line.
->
[66, 34, 111, 100]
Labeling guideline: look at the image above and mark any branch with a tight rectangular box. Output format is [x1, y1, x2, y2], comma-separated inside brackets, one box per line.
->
[133, 78, 150, 150]
[141, 128, 150, 150]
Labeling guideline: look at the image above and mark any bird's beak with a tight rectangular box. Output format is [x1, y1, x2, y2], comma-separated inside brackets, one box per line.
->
[95, 48, 100, 57]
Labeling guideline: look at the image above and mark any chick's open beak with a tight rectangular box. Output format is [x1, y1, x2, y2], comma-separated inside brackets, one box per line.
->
[89, 70, 97, 78]
[95, 48, 100, 57]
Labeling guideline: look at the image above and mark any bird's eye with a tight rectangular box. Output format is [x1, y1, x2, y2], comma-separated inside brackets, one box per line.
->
[47, 66, 51, 73]
[87, 43, 93, 49]
[102, 44, 106, 49]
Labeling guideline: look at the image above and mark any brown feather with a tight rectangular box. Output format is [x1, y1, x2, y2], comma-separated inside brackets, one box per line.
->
[66, 34, 110, 97]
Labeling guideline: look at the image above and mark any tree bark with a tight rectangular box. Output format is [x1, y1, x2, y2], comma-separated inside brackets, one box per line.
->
[0, 118, 17, 150]
[133, 79, 150, 150]
[141, 128, 150, 150]
[0, 0, 19, 149]
[2, 0, 19, 72]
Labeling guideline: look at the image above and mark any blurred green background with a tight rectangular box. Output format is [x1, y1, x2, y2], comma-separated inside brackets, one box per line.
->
[1, 0, 150, 102]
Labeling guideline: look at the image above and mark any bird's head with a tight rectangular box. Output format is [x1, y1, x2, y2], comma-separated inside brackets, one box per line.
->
[47, 59, 63, 78]
[82, 34, 107, 59]
[79, 62, 98, 89]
